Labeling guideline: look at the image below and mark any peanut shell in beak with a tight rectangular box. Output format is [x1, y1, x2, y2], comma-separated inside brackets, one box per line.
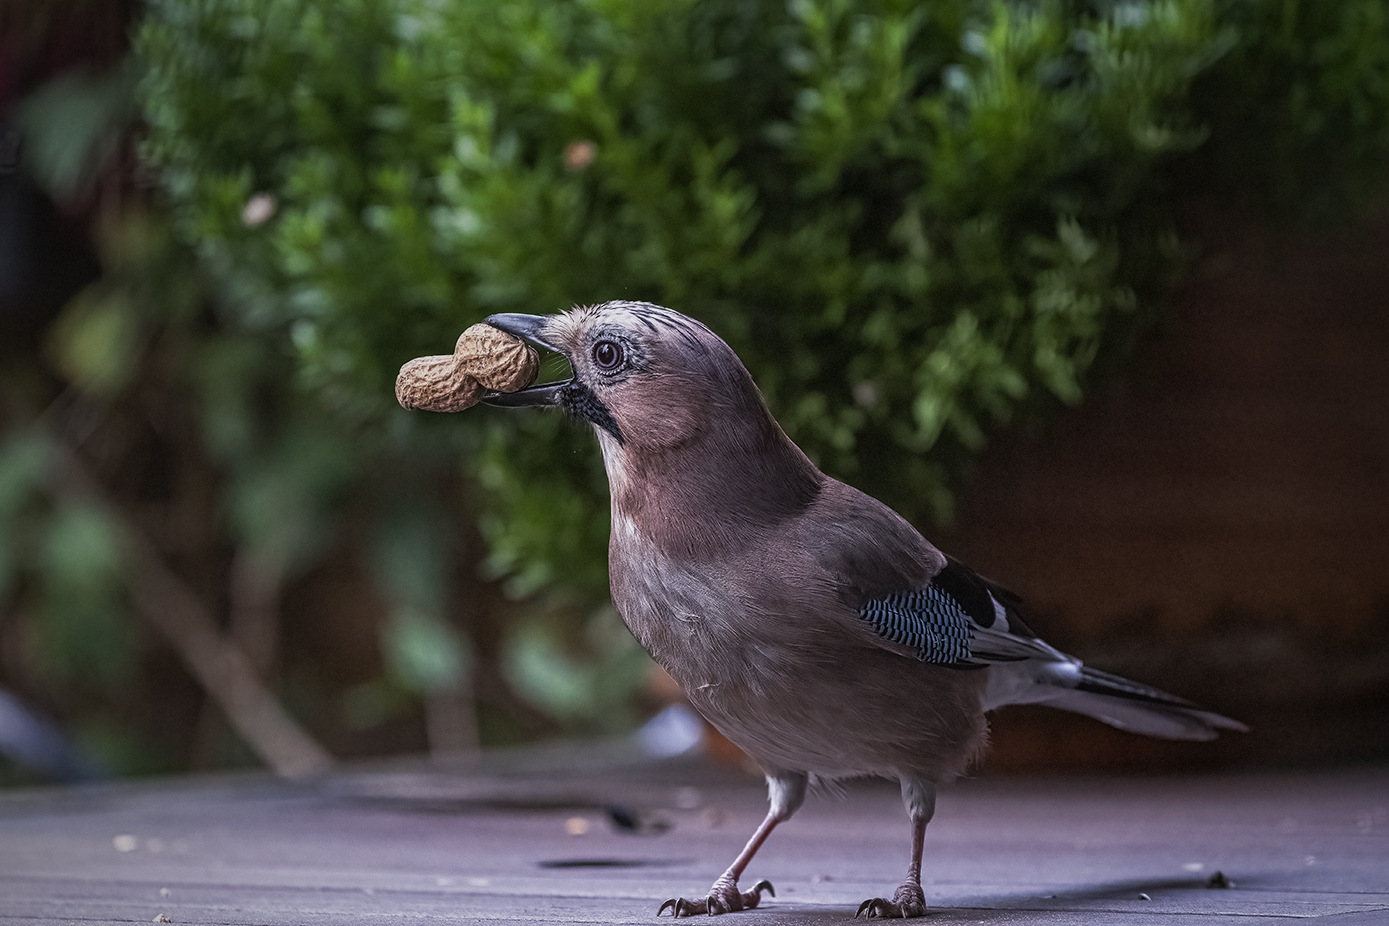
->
[395, 324, 539, 412]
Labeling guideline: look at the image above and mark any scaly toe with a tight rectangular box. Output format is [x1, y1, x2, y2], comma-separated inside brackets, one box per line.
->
[737, 879, 774, 910]
[659, 878, 774, 916]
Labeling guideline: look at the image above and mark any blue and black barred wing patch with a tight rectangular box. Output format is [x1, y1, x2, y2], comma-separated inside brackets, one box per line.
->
[859, 585, 976, 665]
[858, 560, 1057, 665]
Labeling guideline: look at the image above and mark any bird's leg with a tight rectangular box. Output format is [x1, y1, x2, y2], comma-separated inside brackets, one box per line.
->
[660, 810, 779, 916]
[857, 778, 935, 919]
[659, 772, 806, 917]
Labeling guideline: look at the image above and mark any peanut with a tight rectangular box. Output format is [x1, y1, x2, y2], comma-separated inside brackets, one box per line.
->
[395, 324, 539, 412]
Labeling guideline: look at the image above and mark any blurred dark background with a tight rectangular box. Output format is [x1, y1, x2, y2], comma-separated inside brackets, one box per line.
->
[952, 209, 1389, 773]
[1, 0, 1386, 786]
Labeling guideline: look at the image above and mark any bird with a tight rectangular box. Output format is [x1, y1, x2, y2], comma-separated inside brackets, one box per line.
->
[481, 300, 1246, 918]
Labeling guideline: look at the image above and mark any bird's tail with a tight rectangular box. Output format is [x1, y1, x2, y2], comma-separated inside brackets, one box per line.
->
[982, 659, 1247, 742]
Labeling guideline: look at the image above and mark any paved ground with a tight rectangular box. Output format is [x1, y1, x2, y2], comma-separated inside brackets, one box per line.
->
[1, 744, 1386, 925]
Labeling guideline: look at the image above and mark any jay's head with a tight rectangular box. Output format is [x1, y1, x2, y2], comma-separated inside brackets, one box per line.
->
[484, 301, 820, 519]
[485, 301, 767, 450]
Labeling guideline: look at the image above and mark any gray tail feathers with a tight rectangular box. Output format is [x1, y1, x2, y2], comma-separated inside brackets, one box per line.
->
[985, 662, 1248, 742]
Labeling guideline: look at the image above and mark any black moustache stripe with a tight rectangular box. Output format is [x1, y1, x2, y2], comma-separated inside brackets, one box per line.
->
[560, 381, 624, 445]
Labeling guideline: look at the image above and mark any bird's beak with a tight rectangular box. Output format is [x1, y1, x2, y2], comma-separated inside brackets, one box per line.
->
[481, 313, 570, 407]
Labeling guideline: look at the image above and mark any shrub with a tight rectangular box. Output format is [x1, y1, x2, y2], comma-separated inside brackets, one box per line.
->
[118, 0, 1389, 742]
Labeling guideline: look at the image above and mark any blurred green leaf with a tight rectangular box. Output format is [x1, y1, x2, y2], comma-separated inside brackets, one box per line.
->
[46, 287, 142, 397]
[14, 67, 134, 200]
[42, 502, 123, 596]
[36, 502, 133, 686]
[339, 678, 411, 730]
[0, 434, 49, 521]
[503, 607, 648, 730]
[383, 608, 470, 694]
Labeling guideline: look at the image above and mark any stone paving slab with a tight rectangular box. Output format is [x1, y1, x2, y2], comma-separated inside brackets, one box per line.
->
[0, 747, 1384, 925]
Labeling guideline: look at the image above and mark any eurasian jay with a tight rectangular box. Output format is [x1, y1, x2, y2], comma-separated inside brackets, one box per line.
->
[482, 301, 1245, 918]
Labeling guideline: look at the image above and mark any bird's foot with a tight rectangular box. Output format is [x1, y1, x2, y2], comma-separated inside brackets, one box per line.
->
[855, 881, 926, 918]
[658, 876, 774, 916]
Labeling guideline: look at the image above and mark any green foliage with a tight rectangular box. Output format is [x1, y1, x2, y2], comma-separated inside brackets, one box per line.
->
[504, 605, 651, 730]
[0, 203, 498, 771]
[13, 66, 135, 201]
[0, 434, 134, 689]
[77, 0, 1389, 755]
[37, 501, 134, 685]
[46, 286, 143, 397]
[371, 502, 472, 694]
[1196, 0, 1389, 215]
[137, 0, 1226, 556]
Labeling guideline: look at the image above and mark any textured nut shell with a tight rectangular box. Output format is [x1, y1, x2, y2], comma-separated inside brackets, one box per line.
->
[394, 324, 539, 413]
[395, 354, 483, 412]
[453, 325, 539, 392]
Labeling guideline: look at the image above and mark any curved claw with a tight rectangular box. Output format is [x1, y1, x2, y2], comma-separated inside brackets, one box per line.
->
[657, 897, 708, 917]
[856, 895, 926, 919]
[855, 898, 892, 919]
[752, 879, 775, 900]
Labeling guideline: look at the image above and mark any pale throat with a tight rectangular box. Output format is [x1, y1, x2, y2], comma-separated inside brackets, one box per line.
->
[596, 425, 708, 555]
[595, 428, 628, 496]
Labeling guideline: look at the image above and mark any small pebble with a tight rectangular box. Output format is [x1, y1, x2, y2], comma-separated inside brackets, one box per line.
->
[1206, 871, 1232, 889]
[1138, 892, 1151, 901]
[153, 916, 172, 924]
[565, 816, 590, 836]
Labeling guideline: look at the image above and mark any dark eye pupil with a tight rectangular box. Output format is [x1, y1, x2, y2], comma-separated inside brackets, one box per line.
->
[594, 340, 622, 370]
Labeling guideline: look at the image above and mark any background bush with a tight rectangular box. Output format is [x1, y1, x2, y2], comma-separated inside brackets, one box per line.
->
[1, 0, 1386, 778]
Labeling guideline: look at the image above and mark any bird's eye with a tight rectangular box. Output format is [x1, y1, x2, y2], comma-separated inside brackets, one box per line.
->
[592, 339, 624, 371]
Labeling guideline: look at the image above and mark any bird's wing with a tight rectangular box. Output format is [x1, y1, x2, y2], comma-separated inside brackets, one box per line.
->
[856, 557, 1248, 740]
[803, 480, 1053, 665]
[857, 556, 1067, 667]
[805, 481, 1243, 739]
